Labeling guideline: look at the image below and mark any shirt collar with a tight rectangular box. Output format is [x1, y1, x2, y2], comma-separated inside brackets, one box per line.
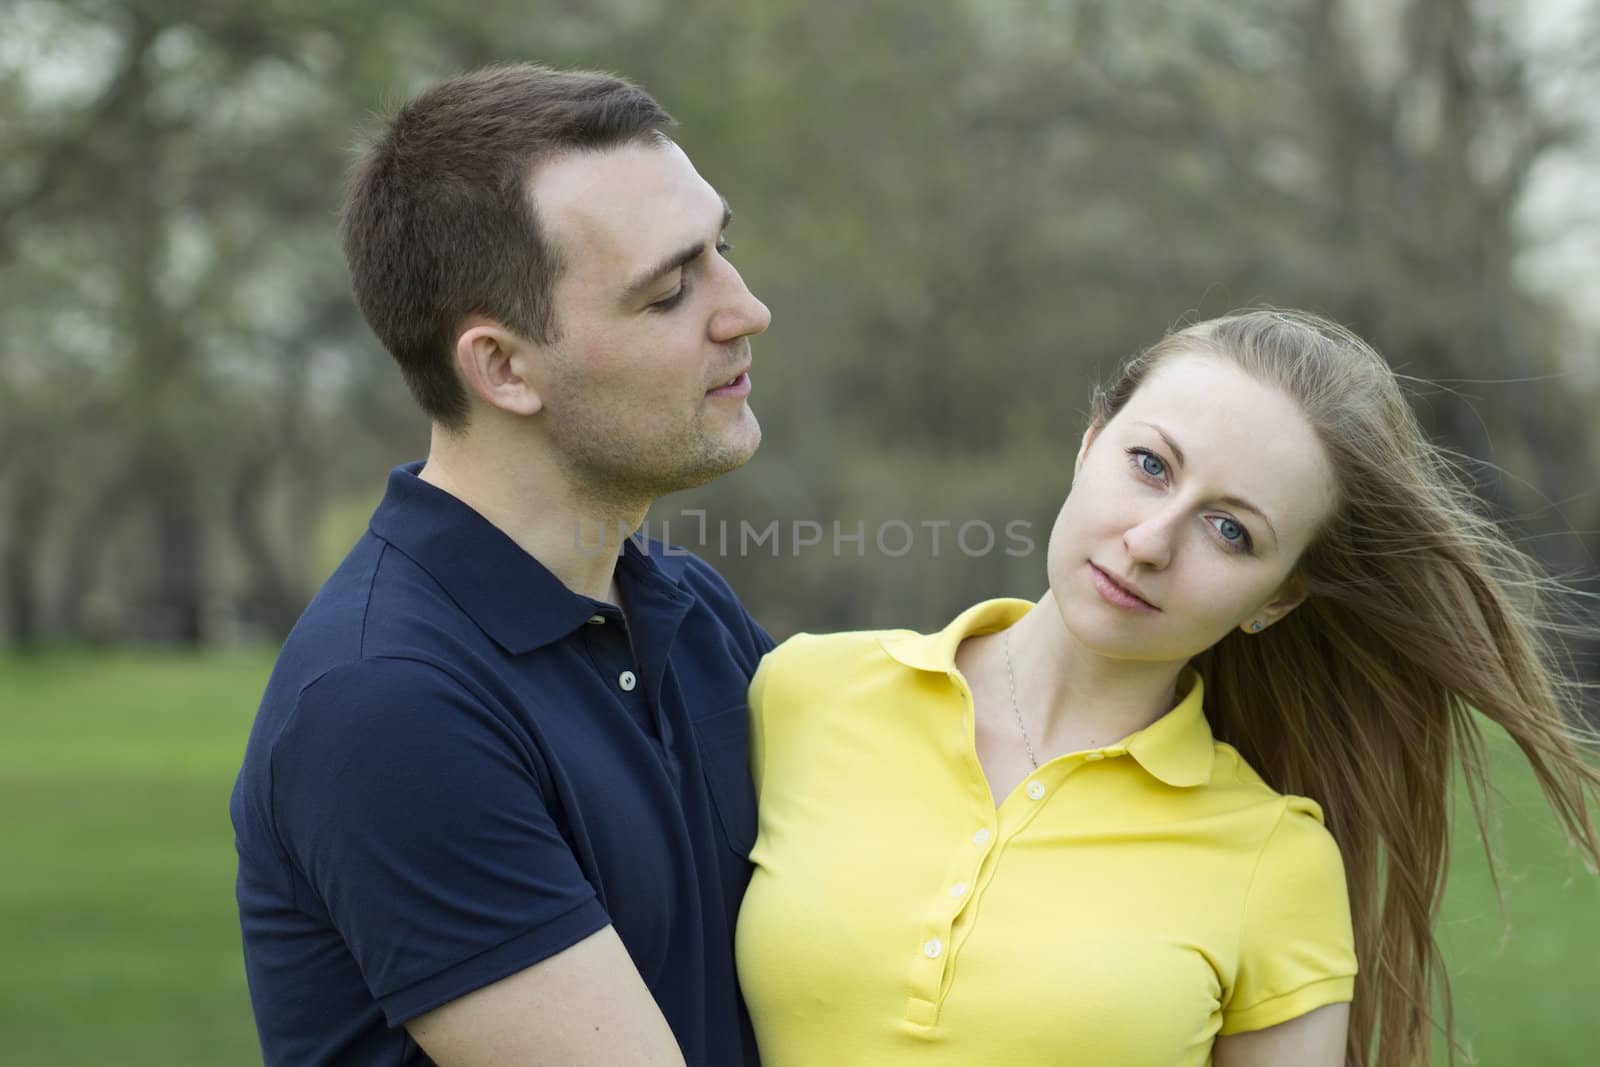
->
[879, 597, 1215, 788]
[1122, 671, 1213, 788]
[367, 462, 689, 655]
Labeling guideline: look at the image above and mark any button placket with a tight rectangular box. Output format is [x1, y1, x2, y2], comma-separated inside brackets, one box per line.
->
[914, 830, 988, 1014]
[942, 815, 1004, 976]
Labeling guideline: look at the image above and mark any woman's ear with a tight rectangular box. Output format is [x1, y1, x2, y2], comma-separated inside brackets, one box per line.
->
[1241, 576, 1310, 634]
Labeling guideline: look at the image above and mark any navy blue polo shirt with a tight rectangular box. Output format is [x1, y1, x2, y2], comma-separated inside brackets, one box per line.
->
[230, 463, 772, 1066]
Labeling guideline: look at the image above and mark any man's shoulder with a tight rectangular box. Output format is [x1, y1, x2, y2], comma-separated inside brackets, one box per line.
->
[645, 539, 737, 602]
[254, 531, 494, 744]
[625, 531, 698, 573]
[638, 538, 773, 660]
[283, 526, 490, 669]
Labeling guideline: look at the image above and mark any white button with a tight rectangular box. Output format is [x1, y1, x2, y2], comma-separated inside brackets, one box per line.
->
[972, 828, 991, 846]
[587, 614, 605, 625]
[1084, 751, 1105, 761]
[618, 670, 637, 692]
[923, 938, 943, 959]
[949, 882, 969, 898]
[1026, 781, 1046, 800]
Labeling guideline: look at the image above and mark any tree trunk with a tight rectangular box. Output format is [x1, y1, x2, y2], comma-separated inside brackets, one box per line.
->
[2, 466, 51, 649]
[146, 457, 205, 646]
[230, 453, 311, 639]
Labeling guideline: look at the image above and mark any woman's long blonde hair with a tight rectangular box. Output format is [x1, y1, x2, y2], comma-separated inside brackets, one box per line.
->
[1092, 309, 1600, 1067]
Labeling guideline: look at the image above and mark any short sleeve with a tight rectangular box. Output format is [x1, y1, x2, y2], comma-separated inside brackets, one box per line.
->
[1220, 797, 1358, 1035]
[269, 657, 610, 1026]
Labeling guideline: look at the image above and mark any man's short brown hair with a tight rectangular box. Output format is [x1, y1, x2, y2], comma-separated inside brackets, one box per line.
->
[340, 64, 675, 429]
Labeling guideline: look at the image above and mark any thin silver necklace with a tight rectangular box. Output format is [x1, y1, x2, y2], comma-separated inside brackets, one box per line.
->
[1002, 629, 1040, 769]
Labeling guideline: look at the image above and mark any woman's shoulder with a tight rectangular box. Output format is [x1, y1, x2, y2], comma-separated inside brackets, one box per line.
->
[758, 626, 920, 678]
[760, 598, 1031, 679]
[1208, 740, 1332, 830]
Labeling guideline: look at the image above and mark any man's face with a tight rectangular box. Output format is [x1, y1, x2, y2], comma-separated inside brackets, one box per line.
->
[528, 139, 772, 501]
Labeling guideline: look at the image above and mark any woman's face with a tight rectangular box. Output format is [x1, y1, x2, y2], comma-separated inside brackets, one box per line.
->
[1046, 353, 1337, 664]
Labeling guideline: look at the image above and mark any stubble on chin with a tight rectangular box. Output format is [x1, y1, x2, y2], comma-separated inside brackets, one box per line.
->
[559, 408, 761, 504]
[662, 411, 762, 491]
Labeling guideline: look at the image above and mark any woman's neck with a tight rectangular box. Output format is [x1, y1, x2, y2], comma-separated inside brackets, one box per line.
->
[997, 591, 1185, 752]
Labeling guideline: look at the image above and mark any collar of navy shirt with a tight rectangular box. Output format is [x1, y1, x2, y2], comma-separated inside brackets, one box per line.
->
[368, 462, 698, 712]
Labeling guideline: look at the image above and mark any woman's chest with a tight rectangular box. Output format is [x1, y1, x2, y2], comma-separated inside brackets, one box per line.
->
[740, 685, 1271, 1063]
[741, 818, 1238, 1065]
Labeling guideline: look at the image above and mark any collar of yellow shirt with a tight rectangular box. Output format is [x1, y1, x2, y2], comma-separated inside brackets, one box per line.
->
[876, 598, 1216, 789]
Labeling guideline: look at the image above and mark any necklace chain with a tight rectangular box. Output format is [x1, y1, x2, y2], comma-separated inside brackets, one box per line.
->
[1002, 629, 1040, 770]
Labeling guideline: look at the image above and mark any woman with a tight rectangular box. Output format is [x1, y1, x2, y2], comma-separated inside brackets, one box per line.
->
[735, 310, 1600, 1067]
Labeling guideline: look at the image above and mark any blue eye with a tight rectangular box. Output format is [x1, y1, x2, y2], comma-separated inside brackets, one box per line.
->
[1210, 516, 1254, 553]
[1127, 448, 1167, 479]
[1126, 446, 1254, 554]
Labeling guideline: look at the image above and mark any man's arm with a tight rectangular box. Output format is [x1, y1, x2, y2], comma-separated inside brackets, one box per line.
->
[1213, 1001, 1349, 1067]
[272, 660, 661, 1054]
[406, 926, 686, 1067]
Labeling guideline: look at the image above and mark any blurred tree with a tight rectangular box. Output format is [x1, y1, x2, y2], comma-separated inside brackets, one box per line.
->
[0, 0, 1594, 650]
[2, 0, 444, 643]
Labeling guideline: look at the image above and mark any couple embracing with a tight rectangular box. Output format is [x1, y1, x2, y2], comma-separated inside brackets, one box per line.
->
[231, 64, 1600, 1067]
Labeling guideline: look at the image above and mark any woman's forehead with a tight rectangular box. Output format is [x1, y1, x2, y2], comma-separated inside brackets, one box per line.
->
[1117, 355, 1338, 542]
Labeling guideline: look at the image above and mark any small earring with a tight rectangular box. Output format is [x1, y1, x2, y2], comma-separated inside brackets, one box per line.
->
[1249, 621, 1263, 633]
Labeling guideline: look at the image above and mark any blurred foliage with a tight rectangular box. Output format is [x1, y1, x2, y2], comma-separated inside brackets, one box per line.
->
[1, 0, 1597, 659]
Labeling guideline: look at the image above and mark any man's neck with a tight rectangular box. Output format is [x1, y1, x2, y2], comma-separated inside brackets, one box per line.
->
[417, 425, 646, 605]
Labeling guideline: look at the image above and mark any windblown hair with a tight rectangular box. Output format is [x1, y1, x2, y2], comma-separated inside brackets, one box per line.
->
[1092, 309, 1600, 1067]
[340, 64, 676, 429]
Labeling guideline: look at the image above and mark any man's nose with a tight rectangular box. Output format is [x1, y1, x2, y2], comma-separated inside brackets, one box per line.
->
[710, 262, 772, 342]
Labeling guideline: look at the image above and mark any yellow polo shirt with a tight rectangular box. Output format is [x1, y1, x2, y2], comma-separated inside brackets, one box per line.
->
[736, 599, 1356, 1066]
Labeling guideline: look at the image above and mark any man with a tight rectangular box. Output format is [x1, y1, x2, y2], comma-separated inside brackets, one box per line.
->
[230, 65, 774, 1066]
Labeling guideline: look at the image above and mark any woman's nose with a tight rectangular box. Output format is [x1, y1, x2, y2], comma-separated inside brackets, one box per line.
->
[1122, 510, 1176, 570]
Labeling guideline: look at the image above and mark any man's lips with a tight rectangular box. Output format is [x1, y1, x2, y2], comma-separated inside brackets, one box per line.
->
[706, 370, 750, 398]
[1088, 562, 1159, 612]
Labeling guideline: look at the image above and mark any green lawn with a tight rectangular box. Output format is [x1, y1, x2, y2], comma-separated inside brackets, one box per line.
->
[2, 652, 1596, 1065]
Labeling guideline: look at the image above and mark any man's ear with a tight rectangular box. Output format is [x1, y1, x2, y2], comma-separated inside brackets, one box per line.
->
[1074, 424, 1102, 477]
[454, 321, 544, 417]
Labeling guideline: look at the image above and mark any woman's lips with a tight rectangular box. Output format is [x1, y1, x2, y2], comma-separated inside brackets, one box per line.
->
[1088, 562, 1159, 612]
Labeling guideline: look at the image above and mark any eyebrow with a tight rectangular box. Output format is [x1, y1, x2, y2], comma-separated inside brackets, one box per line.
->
[620, 197, 734, 304]
[1135, 420, 1280, 545]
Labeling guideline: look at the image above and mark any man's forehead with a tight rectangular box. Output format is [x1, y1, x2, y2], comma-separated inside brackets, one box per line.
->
[531, 140, 722, 264]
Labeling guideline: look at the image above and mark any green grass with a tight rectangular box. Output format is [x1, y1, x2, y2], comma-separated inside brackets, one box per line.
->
[2, 651, 272, 1067]
[2, 652, 1596, 1065]
[1432, 732, 1600, 1065]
